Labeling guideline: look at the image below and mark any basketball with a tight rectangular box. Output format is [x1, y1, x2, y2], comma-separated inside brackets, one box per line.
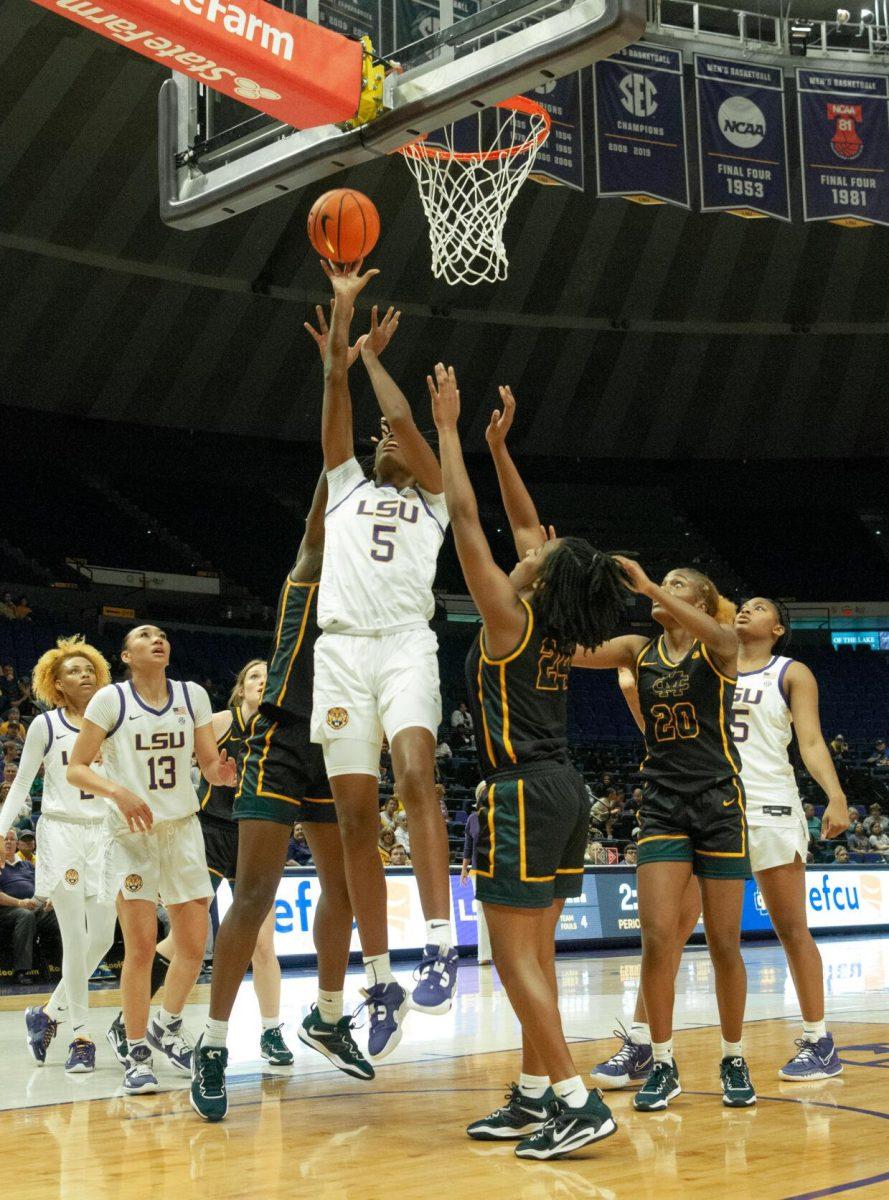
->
[307, 188, 381, 264]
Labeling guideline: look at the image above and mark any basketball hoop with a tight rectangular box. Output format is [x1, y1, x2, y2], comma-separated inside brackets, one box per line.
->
[397, 96, 551, 286]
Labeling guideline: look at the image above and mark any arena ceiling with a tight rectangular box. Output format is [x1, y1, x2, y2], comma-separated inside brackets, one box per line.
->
[2, 0, 888, 459]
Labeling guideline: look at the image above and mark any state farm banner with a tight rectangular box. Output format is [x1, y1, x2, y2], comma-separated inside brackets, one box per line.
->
[695, 54, 790, 221]
[797, 68, 889, 227]
[594, 43, 689, 208]
[32, 0, 363, 130]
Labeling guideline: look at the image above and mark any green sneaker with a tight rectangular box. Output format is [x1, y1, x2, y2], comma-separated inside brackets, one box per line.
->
[515, 1090, 617, 1160]
[190, 1036, 229, 1123]
[260, 1024, 294, 1066]
[467, 1082, 557, 1140]
[633, 1060, 681, 1111]
[720, 1056, 756, 1107]
[297, 1006, 375, 1080]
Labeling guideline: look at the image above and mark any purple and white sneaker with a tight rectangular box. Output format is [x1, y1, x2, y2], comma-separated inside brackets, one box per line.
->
[123, 1044, 159, 1094]
[147, 1015, 194, 1075]
[25, 1005, 59, 1066]
[590, 1026, 653, 1090]
[410, 945, 459, 1015]
[359, 982, 409, 1061]
[65, 1038, 97, 1074]
[778, 1035, 843, 1081]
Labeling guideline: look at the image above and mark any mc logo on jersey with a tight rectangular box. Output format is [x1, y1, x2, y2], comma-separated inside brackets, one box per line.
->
[134, 732, 186, 751]
[326, 707, 349, 730]
[718, 95, 766, 149]
[653, 671, 690, 699]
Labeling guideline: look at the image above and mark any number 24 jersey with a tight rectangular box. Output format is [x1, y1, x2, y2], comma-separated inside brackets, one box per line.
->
[85, 679, 213, 824]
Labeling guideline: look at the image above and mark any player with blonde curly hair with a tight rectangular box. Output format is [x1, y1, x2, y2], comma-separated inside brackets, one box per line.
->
[0, 636, 117, 1074]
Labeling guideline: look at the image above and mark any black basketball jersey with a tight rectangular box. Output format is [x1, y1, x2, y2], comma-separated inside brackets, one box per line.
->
[198, 705, 250, 821]
[465, 599, 572, 775]
[636, 635, 741, 795]
[260, 578, 320, 724]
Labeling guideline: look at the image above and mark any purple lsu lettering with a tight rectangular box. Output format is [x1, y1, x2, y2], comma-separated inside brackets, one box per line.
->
[134, 731, 185, 752]
[357, 497, 419, 563]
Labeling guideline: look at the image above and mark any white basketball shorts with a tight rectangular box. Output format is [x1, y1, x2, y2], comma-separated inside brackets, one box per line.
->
[101, 813, 214, 906]
[35, 816, 106, 899]
[311, 625, 442, 769]
[748, 815, 809, 874]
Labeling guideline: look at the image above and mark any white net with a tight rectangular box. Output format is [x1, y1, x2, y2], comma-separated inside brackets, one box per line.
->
[398, 100, 550, 286]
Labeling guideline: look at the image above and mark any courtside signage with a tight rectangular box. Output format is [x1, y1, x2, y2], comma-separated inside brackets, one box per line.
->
[32, 0, 363, 130]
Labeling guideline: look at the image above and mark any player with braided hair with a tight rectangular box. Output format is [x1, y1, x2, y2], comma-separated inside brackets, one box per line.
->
[431, 366, 627, 1161]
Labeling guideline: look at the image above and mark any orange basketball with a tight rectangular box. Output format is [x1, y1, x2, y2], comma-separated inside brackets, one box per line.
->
[307, 188, 381, 264]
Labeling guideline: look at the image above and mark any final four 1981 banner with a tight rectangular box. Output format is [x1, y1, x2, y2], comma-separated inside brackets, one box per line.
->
[797, 68, 889, 228]
[695, 55, 790, 221]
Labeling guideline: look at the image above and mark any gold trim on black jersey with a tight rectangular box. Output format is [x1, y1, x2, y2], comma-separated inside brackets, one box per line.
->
[264, 581, 318, 711]
[473, 782, 497, 879]
[477, 600, 535, 768]
[200, 705, 241, 810]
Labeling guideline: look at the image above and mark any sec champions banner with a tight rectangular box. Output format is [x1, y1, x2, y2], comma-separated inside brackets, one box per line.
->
[695, 54, 790, 221]
[797, 69, 889, 228]
[594, 43, 689, 208]
[525, 72, 585, 191]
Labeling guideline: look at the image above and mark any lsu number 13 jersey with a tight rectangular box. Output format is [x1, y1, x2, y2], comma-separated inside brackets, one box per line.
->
[85, 679, 213, 825]
[319, 457, 449, 636]
[732, 655, 803, 826]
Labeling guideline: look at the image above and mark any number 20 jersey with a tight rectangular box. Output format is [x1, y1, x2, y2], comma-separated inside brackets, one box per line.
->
[636, 635, 742, 795]
[84, 679, 213, 825]
[319, 457, 449, 636]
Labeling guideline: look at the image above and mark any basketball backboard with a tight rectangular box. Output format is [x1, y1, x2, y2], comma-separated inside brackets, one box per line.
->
[158, 0, 644, 228]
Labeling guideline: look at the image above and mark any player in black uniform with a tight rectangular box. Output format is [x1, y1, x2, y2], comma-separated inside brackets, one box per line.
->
[574, 561, 756, 1111]
[190, 311, 382, 1124]
[197, 659, 294, 1066]
[430, 364, 628, 1161]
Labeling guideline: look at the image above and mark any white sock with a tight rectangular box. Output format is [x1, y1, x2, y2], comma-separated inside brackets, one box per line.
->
[203, 1018, 229, 1049]
[802, 1020, 827, 1043]
[363, 953, 394, 989]
[629, 1022, 651, 1046]
[157, 1006, 181, 1028]
[553, 1075, 589, 1109]
[721, 1039, 743, 1059]
[45, 1000, 67, 1023]
[425, 919, 452, 951]
[261, 1015, 281, 1032]
[127, 1037, 149, 1056]
[651, 1039, 673, 1065]
[317, 990, 344, 1025]
[72, 1025, 91, 1041]
[519, 1072, 550, 1099]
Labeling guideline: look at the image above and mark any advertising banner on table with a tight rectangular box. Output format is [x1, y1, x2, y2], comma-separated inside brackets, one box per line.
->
[695, 54, 790, 221]
[797, 69, 889, 228]
[744, 868, 889, 933]
[594, 42, 689, 208]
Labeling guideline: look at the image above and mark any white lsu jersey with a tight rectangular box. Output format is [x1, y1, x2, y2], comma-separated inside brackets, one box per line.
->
[733, 655, 802, 827]
[319, 456, 449, 636]
[0, 708, 108, 829]
[85, 679, 212, 825]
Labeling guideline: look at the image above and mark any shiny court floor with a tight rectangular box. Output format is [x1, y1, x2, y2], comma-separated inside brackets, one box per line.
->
[1, 936, 887, 1199]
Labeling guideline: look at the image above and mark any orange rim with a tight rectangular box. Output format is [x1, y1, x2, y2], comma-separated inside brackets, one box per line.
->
[396, 95, 551, 162]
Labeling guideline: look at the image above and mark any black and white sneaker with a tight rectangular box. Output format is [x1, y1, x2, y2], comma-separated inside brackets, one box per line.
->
[467, 1082, 557, 1140]
[515, 1090, 617, 1160]
[298, 1005, 375, 1080]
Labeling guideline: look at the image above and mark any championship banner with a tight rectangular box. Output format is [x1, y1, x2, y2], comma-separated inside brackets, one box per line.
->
[695, 54, 789, 221]
[319, 0, 381, 51]
[33, 0, 364, 129]
[797, 68, 889, 228]
[524, 72, 585, 191]
[593, 42, 689, 208]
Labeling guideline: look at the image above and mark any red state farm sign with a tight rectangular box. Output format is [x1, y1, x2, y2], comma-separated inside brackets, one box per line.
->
[32, 0, 364, 130]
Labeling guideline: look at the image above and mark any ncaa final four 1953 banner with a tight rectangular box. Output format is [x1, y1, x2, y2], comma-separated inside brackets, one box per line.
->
[593, 43, 689, 208]
[797, 69, 889, 228]
[695, 55, 790, 221]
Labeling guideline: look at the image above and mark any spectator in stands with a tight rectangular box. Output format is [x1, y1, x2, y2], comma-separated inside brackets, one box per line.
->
[604, 788, 626, 838]
[588, 789, 611, 838]
[804, 803, 821, 841]
[829, 734, 848, 760]
[868, 819, 889, 857]
[847, 805, 861, 829]
[16, 828, 36, 864]
[584, 840, 607, 865]
[867, 739, 889, 766]
[434, 783, 449, 821]
[389, 845, 410, 867]
[450, 701, 473, 748]
[847, 823, 870, 853]
[0, 594, 15, 620]
[0, 665, 15, 710]
[435, 737, 453, 774]
[379, 827, 397, 865]
[379, 762, 392, 791]
[14, 675, 37, 718]
[864, 803, 884, 834]
[3, 739, 21, 764]
[394, 812, 411, 856]
[622, 844, 638, 866]
[285, 824, 313, 867]
[833, 846, 850, 864]
[13, 597, 31, 621]
[0, 829, 61, 984]
[0, 707, 25, 742]
[380, 796, 400, 831]
[3, 763, 18, 789]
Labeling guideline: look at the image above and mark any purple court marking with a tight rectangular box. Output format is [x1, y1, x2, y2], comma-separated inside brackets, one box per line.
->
[783, 1171, 889, 1199]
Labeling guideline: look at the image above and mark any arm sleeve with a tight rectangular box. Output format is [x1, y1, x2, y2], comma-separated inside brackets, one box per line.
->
[186, 684, 213, 730]
[325, 458, 366, 507]
[84, 685, 124, 734]
[0, 719, 48, 833]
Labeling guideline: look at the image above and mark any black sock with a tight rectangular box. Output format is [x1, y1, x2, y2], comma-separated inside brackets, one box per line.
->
[150, 952, 170, 1000]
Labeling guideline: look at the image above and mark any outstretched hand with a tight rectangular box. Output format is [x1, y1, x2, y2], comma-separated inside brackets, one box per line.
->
[427, 362, 461, 431]
[361, 305, 401, 359]
[485, 385, 517, 450]
[613, 555, 654, 597]
[320, 258, 379, 302]
[304, 302, 363, 367]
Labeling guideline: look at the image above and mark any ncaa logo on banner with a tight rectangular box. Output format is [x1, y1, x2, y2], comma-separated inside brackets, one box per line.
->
[619, 73, 658, 118]
[718, 95, 766, 149]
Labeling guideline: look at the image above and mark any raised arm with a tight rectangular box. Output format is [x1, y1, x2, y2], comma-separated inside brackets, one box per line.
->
[429, 363, 526, 659]
[361, 312, 442, 495]
[292, 468, 328, 584]
[320, 261, 378, 471]
[572, 635, 648, 671]
[786, 663, 849, 839]
[485, 386, 546, 559]
[617, 556, 738, 666]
